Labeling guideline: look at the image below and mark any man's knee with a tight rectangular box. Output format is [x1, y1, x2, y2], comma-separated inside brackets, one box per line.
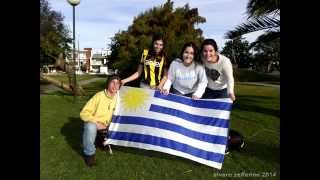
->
[85, 122, 96, 129]
[83, 122, 98, 137]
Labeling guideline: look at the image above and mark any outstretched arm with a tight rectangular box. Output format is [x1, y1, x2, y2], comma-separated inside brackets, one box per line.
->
[121, 64, 143, 86]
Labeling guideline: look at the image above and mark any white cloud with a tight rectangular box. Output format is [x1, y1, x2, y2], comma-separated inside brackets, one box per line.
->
[49, 0, 261, 50]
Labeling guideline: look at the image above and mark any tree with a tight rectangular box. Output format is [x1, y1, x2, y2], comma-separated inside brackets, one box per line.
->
[251, 37, 280, 72]
[40, 0, 84, 95]
[225, 0, 280, 45]
[109, 0, 206, 78]
[221, 36, 252, 68]
[40, 0, 71, 66]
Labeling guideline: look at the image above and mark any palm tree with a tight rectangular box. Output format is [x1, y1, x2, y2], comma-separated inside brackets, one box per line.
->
[225, 0, 280, 44]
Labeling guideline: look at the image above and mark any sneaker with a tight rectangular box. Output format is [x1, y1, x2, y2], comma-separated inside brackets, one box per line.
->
[225, 149, 230, 155]
[84, 154, 96, 167]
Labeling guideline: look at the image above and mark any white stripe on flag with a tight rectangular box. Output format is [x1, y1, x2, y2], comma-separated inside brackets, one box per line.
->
[152, 97, 231, 120]
[109, 123, 226, 154]
[105, 139, 223, 169]
[113, 110, 228, 137]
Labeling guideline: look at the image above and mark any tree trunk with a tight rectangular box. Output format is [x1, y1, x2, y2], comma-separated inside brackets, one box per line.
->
[267, 60, 273, 73]
[232, 65, 239, 82]
[40, 73, 85, 96]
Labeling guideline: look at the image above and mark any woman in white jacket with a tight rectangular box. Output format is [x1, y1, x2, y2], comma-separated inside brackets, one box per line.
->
[200, 39, 236, 101]
[160, 42, 208, 99]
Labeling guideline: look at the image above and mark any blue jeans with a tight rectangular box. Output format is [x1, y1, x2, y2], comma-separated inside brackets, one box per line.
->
[202, 88, 228, 99]
[83, 122, 97, 156]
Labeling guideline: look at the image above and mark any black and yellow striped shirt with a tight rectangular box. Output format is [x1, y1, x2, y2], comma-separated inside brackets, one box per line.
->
[140, 49, 167, 87]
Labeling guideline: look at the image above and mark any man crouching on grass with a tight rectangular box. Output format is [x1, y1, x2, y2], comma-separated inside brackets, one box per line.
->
[80, 76, 121, 167]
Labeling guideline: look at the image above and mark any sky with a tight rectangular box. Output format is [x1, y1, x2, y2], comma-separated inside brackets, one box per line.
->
[49, 0, 264, 52]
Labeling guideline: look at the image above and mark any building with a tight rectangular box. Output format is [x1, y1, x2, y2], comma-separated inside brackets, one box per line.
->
[91, 53, 108, 74]
[66, 48, 92, 73]
[65, 48, 113, 74]
[89, 48, 113, 74]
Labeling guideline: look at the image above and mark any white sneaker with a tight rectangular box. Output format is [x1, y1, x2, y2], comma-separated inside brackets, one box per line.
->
[225, 149, 230, 155]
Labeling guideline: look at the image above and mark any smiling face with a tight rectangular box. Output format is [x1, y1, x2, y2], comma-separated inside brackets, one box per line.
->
[153, 39, 164, 55]
[202, 44, 217, 63]
[182, 46, 195, 66]
[107, 79, 120, 95]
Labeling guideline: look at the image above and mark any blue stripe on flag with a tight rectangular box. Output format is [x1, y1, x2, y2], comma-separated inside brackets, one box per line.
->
[149, 104, 229, 127]
[154, 91, 232, 111]
[112, 115, 228, 144]
[108, 131, 225, 163]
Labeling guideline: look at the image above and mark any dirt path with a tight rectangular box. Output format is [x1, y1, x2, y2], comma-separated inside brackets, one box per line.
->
[40, 78, 105, 94]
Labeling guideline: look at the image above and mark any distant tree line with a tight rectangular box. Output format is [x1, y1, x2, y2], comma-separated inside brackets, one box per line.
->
[108, 0, 280, 75]
[221, 36, 280, 72]
[39, 0, 279, 75]
[40, 0, 71, 67]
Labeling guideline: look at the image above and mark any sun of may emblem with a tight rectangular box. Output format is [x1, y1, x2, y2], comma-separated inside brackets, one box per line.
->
[121, 87, 150, 112]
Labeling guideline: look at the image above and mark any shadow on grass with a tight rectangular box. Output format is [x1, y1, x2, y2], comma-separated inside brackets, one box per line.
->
[236, 140, 280, 164]
[61, 117, 84, 157]
[233, 96, 280, 118]
[40, 80, 51, 85]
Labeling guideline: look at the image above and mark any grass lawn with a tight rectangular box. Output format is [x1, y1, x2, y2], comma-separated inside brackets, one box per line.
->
[45, 74, 107, 84]
[40, 82, 279, 180]
[234, 69, 280, 82]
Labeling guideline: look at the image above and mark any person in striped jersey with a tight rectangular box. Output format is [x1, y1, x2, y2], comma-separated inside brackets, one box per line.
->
[121, 35, 168, 89]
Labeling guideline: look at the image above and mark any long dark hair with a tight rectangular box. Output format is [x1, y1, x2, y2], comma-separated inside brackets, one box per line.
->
[148, 35, 165, 57]
[180, 42, 201, 65]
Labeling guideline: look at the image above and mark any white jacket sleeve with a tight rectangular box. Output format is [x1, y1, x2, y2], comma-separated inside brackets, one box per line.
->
[223, 59, 234, 95]
[193, 65, 208, 98]
[162, 61, 175, 92]
[163, 79, 172, 92]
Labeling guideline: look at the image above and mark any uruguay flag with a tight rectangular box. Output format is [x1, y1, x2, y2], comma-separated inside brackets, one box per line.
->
[106, 86, 233, 169]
